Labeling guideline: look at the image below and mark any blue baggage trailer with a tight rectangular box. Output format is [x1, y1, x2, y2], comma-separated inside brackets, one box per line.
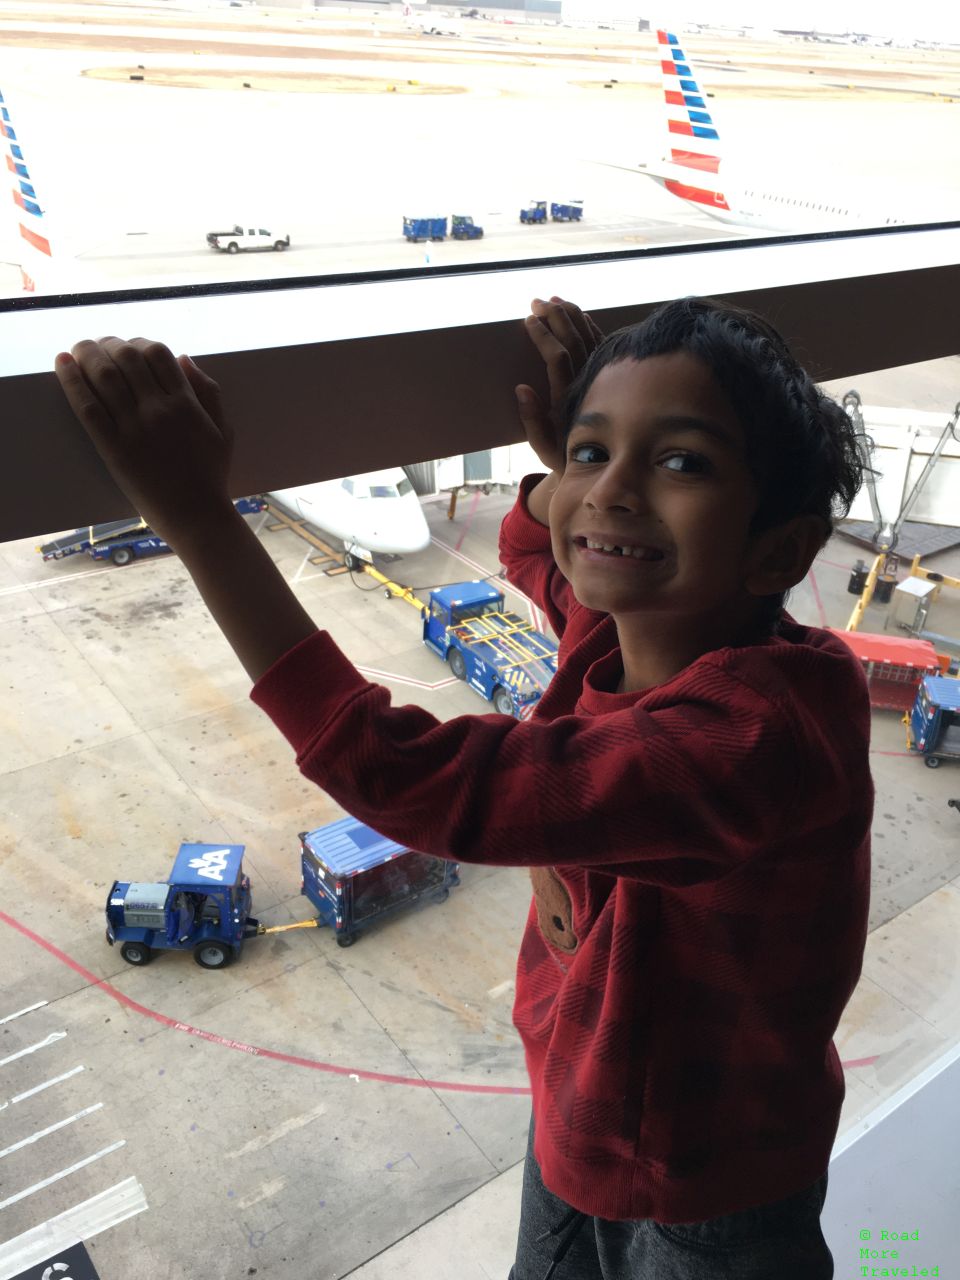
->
[299, 817, 460, 946]
[550, 200, 583, 221]
[403, 215, 447, 242]
[905, 675, 960, 768]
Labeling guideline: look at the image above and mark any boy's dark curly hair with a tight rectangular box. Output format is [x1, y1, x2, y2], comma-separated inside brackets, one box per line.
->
[561, 297, 867, 632]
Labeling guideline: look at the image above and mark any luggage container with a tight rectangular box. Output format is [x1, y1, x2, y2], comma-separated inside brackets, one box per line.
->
[299, 817, 460, 946]
[827, 630, 948, 712]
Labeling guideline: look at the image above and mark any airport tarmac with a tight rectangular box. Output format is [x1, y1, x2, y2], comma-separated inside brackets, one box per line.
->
[1, 354, 960, 1278]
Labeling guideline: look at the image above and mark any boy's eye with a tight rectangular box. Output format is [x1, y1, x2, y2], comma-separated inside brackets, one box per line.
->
[568, 443, 607, 464]
[659, 451, 710, 474]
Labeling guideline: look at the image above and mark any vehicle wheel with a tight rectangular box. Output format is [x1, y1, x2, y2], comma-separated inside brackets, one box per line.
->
[120, 941, 151, 966]
[924, 756, 941, 769]
[110, 546, 133, 566]
[448, 649, 467, 681]
[194, 940, 233, 968]
[274, 241, 286, 251]
[226, 242, 239, 254]
[336, 933, 356, 947]
[492, 687, 514, 716]
[344, 550, 362, 571]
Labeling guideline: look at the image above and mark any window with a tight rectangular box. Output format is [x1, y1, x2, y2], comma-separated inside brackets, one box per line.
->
[2, 4, 960, 1276]
[2, 8, 956, 301]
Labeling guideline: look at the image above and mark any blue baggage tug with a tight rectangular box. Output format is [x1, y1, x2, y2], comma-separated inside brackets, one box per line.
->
[299, 817, 460, 947]
[905, 676, 960, 768]
[106, 843, 261, 969]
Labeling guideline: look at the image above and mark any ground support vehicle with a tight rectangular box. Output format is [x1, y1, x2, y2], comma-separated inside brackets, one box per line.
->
[38, 497, 265, 566]
[550, 200, 583, 221]
[451, 214, 483, 240]
[207, 226, 290, 253]
[905, 676, 960, 768]
[299, 817, 459, 947]
[423, 580, 557, 717]
[827, 629, 949, 712]
[403, 216, 447, 242]
[106, 844, 261, 969]
[520, 201, 547, 224]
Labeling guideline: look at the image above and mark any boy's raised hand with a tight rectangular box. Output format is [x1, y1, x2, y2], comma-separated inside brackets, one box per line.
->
[516, 296, 604, 473]
[54, 338, 234, 547]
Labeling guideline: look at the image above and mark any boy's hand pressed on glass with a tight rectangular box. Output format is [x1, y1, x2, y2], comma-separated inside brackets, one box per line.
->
[54, 337, 318, 683]
[55, 338, 234, 550]
[516, 296, 603, 527]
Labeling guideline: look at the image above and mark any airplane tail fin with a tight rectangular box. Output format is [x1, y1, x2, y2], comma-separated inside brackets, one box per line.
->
[1, 87, 54, 293]
[654, 30, 730, 213]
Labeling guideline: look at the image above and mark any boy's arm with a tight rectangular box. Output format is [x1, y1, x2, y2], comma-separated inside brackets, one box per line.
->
[497, 297, 603, 630]
[251, 633, 844, 886]
[498, 474, 579, 638]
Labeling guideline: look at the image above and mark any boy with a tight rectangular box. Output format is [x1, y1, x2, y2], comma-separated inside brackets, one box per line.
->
[54, 295, 872, 1279]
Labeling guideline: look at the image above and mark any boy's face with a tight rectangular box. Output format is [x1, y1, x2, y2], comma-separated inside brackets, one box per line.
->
[549, 352, 763, 624]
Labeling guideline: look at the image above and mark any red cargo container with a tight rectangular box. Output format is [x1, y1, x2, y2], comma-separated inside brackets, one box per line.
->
[827, 630, 948, 712]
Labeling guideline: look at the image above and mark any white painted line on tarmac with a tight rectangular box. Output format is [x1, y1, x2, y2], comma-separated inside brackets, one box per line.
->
[0, 566, 116, 597]
[0, 1141, 126, 1212]
[1, 1064, 85, 1110]
[0, 1176, 148, 1280]
[0, 1103, 104, 1161]
[355, 664, 458, 691]
[0, 1031, 66, 1068]
[290, 547, 313, 585]
[0, 1001, 47, 1025]
[225, 1101, 327, 1159]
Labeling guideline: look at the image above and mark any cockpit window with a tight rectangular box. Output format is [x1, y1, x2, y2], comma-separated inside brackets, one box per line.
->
[369, 485, 399, 499]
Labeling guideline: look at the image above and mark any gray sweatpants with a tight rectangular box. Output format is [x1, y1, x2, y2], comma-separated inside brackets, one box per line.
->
[508, 1115, 832, 1280]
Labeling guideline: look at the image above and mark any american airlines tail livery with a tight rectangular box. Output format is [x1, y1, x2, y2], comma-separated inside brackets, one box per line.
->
[641, 29, 940, 232]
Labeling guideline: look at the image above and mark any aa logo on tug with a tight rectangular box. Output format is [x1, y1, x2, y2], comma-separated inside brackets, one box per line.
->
[187, 848, 232, 881]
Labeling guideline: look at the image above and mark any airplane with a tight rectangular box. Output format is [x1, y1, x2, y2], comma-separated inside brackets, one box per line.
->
[634, 29, 947, 233]
[268, 467, 432, 568]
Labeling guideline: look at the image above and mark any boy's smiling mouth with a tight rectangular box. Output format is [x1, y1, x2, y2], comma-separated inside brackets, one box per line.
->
[573, 536, 665, 562]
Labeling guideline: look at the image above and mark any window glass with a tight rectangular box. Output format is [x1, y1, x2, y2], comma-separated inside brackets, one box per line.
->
[3, 343, 958, 1272]
[1, 3, 956, 300]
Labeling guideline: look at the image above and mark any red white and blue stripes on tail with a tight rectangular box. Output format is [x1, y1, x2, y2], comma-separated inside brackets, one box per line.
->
[0, 88, 52, 292]
[657, 30, 730, 214]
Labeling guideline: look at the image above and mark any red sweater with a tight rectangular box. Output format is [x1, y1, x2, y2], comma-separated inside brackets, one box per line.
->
[250, 475, 873, 1224]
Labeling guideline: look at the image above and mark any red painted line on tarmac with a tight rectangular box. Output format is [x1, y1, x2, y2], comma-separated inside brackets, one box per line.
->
[814, 555, 854, 571]
[0, 908, 530, 1096]
[454, 490, 481, 553]
[807, 569, 829, 628]
[1, 910, 880, 1076]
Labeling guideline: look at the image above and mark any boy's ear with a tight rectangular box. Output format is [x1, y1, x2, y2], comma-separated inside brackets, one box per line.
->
[745, 515, 827, 597]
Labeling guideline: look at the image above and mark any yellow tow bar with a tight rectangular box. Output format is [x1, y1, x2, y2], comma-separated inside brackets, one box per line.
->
[358, 562, 429, 613]
[257, 920, 319, 935]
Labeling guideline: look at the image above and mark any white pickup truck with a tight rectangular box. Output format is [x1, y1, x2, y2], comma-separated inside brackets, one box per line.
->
[206, 225, 291, 254]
